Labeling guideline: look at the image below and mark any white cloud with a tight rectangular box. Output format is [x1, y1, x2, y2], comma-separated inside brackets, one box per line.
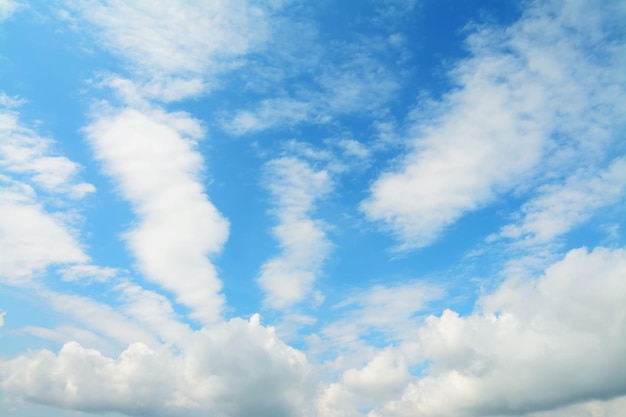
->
[322, 282, 442, 357]
[19, 281, 193, 356]
[223, 35, 401, 135]
[41, 290, 159, 349]
[66, 0, 270, 101]
[85, 105, 229, 323]
[341, 348, 411, 401]
[0, 102, 94, 283]
[114, 281, 192, 346]
[498, 157, 626, 244]
[1, 317, 314, 417]
[371, 246, 626, 417]
[317, 348, 413, 417]
[225, 98, 315, 135]
[4, 246, 626, 417]
[0, 0, 19, 21]
[0, 182, 88, 283]
[335, 139, 371, 161]
[0, 93, 25, 107]
[58, 264, 119, 282]
[361, 0, 626, 250]
[257, 157, 332, 308]
[0, 310, 5, 327]
[0, 107, 95, 198]
[22, 325, 119, 356]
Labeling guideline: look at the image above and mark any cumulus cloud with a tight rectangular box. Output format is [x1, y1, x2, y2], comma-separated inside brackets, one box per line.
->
[362, 0, 626, 250]
[85, 106, 229, 323]
[5, 246, 625, 417]
[258, 157, 332, 308]
[341, 348, 411, 401]
[371, 246, 626, 417]
[1, 317, 314, 417]
[317, 348, 412, 417]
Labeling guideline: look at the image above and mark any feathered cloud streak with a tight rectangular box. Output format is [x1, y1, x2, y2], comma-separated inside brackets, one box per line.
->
[362, 1, 626, 249]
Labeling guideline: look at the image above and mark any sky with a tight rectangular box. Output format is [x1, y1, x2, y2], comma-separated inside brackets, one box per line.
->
[0, 0, 625, 416]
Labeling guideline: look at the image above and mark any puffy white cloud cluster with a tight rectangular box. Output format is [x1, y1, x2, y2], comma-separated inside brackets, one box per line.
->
[2, 247, 625, 416]
[1, 316, 315, 417]
[371, 246, 626, 416]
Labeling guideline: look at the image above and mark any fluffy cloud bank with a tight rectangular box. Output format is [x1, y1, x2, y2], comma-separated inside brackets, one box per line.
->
[1, 316, 314, 417]
[3, 246, 625, 417]
[372, 246, 626, 416]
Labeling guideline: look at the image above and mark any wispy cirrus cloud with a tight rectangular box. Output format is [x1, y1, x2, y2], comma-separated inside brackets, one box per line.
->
[222, 32, 402, 135]
[0, 98, 94, 284]
[361, 0, 626, 250]
[323, 282, 443, 352]
[497, 157, 626, 245]
[65, 0, 271, 101]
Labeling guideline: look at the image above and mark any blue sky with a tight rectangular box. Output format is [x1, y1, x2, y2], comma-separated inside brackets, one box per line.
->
[1, 1, 625, 416]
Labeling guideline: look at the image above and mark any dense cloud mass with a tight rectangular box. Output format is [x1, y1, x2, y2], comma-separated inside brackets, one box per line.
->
[374, 247, 626, 416]
[2, 247, 625, 416]
[1, 0, 624, 416]
[1, 316, 314, 417]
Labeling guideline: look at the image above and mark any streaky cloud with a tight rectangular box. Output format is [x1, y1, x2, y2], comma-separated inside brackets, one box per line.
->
[258, 157, 332, 309]
[362, 0, 626, 250]
[85, 105, 229, 324]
